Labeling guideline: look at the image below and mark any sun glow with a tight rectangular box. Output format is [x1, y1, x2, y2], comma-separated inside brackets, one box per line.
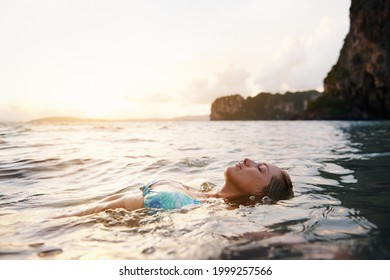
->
[48, 94, 126, 120]
[0, 0, 350, 122]
[79, 98, 116, 119]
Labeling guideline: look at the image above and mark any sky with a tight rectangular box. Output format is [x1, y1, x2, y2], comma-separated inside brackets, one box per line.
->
[0, 0, 350, 121]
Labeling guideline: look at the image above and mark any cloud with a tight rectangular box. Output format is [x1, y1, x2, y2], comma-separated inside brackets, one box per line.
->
[141, 92, 173, 103]
[185, 65, 251, 103]
[123, 91, 173, 104]
[255, 16, 346, 93]
[255, 38, 306, 93]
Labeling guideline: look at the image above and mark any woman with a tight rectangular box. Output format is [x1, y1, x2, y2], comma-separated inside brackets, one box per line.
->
[57, 158, 293, 217]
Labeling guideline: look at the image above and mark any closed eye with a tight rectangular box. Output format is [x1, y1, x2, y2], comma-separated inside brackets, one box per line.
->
[258, 163, 268, 174]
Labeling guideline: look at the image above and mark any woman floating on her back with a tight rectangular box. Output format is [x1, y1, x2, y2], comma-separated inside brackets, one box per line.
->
[57, 158, 293, 217]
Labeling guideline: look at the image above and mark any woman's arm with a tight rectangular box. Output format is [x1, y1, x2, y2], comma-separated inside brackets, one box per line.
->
[55, 194, 144, 218]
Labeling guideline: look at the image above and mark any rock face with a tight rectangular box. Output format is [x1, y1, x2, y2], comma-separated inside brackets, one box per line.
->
[307, 0, 390, 119]
[210, 91, 320, 120]
[210, 95, 245, 120]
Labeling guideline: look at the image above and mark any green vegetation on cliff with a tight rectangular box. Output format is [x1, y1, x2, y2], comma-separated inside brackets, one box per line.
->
[307, 0, 390, 120]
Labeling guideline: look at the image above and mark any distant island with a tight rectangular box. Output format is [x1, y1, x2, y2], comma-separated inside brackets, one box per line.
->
[29, 117, 108, 123]
[210, 0, 390, 120]
[29, 115, 209, 123]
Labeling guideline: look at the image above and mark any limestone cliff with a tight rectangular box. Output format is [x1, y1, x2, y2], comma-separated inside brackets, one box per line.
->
[210, 91, 320, 120]
[307, 0, 390, 119]
[210, 95, 245, 120]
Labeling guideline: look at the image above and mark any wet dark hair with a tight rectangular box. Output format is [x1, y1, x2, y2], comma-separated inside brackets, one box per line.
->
[262, 169, 294, 202]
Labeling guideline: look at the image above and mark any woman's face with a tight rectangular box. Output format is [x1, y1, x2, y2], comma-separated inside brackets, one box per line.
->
[224, 158, 282, 196]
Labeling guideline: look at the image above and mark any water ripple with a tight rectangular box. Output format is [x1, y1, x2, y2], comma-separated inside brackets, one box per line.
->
[0, 121, 389, 259]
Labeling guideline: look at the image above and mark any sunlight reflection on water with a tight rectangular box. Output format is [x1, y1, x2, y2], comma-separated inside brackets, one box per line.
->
[0, 120, 389, 259]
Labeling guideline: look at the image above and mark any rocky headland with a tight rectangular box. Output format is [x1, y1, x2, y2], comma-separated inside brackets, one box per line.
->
[210, 0, 390, 120]
[210, 91, 320, 120]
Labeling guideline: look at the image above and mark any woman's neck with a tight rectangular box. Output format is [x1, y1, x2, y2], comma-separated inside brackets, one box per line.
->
[213, 183, 243, 199]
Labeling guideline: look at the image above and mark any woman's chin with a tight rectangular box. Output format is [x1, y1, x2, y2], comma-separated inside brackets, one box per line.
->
[223, 167, 229, 178]
[224, 166, 236, 174]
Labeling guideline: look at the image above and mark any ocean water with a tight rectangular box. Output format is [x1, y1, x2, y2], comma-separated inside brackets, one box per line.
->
[0, 120, 389, 260]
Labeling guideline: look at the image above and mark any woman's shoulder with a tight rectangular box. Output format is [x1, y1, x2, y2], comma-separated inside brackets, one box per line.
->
[146, 179, 186, 189]
[145, 179, 211, 200]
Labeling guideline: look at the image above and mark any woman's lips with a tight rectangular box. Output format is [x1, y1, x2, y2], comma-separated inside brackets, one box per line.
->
[236, 162, 242, 169]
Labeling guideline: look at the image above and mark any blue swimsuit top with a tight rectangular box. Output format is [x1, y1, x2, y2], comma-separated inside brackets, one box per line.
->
[141, 180, 202, 210]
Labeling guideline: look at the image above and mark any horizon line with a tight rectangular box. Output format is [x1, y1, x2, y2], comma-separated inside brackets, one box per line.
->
[20, 115, 211, 123]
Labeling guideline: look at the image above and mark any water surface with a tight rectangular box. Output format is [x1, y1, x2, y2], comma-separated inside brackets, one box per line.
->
[0, 120, 389, 259]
